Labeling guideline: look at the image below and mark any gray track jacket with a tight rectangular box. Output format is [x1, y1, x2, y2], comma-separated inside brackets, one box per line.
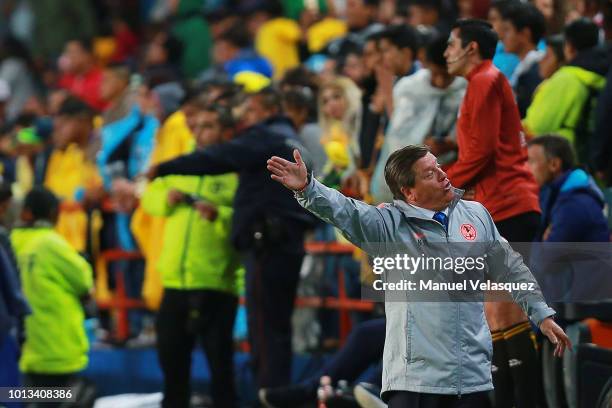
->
[296, 178, 555, 399]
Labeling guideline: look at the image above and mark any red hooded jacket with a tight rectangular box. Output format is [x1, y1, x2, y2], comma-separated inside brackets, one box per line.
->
[446, 60, 540, 222]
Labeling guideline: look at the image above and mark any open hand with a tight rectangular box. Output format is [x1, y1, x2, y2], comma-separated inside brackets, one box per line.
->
[111, 178, 137, 212]
[194, 201, 218, 221]
[267, 149, 308, 191]
[167, 189, 185, 206]
[375, 65, 393, 94]
[145, 164, 159, 181]
[540, 317, 572, 357]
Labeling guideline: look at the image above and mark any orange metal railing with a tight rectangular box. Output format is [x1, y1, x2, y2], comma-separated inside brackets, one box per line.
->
[60, 200, 375, 344]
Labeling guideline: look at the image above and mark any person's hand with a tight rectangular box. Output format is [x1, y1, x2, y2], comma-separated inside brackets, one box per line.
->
[370, 91, 385, 114]
[0, 134, 13, 154]
[111, 178, 137, 212]
[542, 225, 552, 241]
[341, 171, 370, 199]
[540, 317, 572, 357]
[194, 201, 218, 221]
[341, 171, 361, 198]
[167, 189, 185, 206]
[145, 164, 159, 180]
[375, 66, 394, 115]
[83, 185, 105, 208]
[267, 149, 309, 191]
[375, 65, 393, 95]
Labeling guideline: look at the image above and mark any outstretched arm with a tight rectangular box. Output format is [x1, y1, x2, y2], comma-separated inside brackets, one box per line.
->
[148, 135, 265, 179]
[267, 150, 395, 248]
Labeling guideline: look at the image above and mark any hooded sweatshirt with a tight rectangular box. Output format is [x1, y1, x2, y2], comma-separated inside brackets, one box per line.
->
[11, 223, 93, 374]
[536, 168, 609, 242]
[510, 49, 544, 118]
[531, 168, 611, 303]
[523, 46, 609, 147]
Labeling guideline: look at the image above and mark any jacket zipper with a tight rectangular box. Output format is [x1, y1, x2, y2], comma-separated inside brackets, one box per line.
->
[446, 213, 462, 396]
[431, 216, 463, 395]
[457, 302, 462, 396]
[178, 177, 204, 288]
[415, 207, 467, 396]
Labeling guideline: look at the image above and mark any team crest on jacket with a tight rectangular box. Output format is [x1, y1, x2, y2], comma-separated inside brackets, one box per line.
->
[460, 224, 477, 240]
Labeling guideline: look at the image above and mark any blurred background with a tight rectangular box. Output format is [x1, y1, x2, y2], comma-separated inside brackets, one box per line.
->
[0, 0, 612, 407]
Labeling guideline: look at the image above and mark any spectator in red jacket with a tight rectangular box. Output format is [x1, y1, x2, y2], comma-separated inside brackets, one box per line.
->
[444, 19, 542, 408]
[58, 38, 107, 112]
[110, 17, 139, 63]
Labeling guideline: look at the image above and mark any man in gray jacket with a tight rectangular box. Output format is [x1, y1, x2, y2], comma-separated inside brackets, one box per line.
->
[267, 145, 570, 407]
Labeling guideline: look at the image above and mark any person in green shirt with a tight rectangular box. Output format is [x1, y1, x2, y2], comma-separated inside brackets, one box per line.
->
[141, 103, 240, 408]
[11, 187, 93, 392]
[170, 0, 213, 78]
[523, 18, 608, 164]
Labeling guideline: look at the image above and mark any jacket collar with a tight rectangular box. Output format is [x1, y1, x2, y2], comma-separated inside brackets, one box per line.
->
[14, 220, 54, 229]
[551, 168, 605, 204]
[392, 187, 465, 222]
[510, 49, 544, 86]
[404, 63, 417, 78]
[567, 44, 612, 77]
[244, 115, 295, 133]
[466, 60, 493, 82]
[549, 169, 572, 191]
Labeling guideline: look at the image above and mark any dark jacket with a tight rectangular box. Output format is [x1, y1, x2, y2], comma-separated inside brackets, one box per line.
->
[531, 169, 611, 303]
[569, 45, 611, 164]
[0, 154, 16, 184]
[536, 168, 609, 242]
[157, 115, 314, 250]
[0, 226, 17, 270]
[0, 226, 30, 338]
[514, 57, 542, 118]
[569, 44, 611, 78]
[592, 48, 612, 183]
[358, 75, 383, 169]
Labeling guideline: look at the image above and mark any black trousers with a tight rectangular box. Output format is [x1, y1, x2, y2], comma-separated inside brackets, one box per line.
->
[23, 373, 78, 408]
[387, 391, 491, 408]
[156, 288, 238, 408]
[493, 210, 542, 408]
[495, 211, 540, 248]
[243, 246, 304, 389]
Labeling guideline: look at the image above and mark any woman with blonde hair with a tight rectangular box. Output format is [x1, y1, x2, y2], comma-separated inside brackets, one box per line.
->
[317, 76, 362, 190]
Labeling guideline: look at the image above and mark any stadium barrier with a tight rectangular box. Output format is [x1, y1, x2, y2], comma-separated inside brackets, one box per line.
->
[59, 201, 374, 344]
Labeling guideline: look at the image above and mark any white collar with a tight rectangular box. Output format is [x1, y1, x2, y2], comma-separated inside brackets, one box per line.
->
[510, 49, 544, 86]
[407, 203, 448, 219]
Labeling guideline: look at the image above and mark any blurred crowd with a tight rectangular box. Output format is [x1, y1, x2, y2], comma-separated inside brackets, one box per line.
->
[0, 0, 612, 407]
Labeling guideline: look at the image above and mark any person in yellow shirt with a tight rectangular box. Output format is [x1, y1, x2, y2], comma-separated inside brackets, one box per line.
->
[12, 187, 93, 390]
[306, 14, 348, 54]
[44, 96, 103, 252]
[130, 89, 203, 310]
[253, 3, 302, 80]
